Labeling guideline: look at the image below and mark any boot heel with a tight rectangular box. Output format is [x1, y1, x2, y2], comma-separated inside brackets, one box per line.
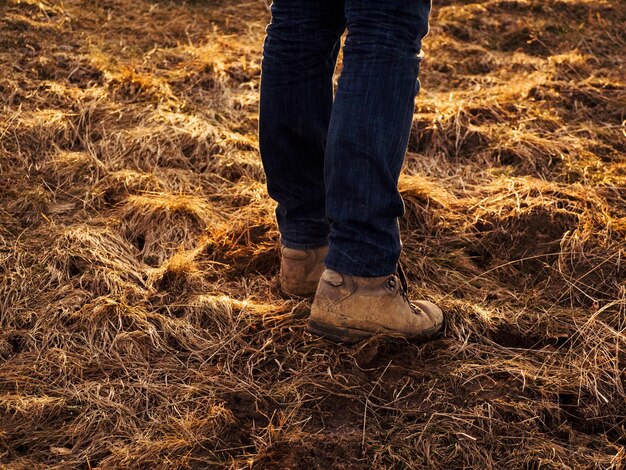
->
[307, 320, 372, 344]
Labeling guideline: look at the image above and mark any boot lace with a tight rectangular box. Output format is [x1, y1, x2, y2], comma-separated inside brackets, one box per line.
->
[396, 262, 410, 303]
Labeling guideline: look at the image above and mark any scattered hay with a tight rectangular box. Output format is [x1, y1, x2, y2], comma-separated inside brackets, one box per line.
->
[116, 192, 224, 265]
[46, 223, 147, 297]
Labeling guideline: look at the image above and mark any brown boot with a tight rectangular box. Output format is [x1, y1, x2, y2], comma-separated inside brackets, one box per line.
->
[279, 245, 328, 298]
[308, 266, 444, 343]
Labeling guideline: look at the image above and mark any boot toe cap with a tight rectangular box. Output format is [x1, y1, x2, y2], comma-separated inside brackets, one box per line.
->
[411, 300, 444, 335]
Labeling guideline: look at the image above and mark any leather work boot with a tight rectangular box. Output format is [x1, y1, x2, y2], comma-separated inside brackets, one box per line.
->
[279, 245, 328, 298]
[308, 266, 444, 343]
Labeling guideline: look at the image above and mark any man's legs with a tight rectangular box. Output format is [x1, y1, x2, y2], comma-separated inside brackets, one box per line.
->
[324, 0, 432, 277]
[260, 0, 443, 341]
[259, 0, 345, 250]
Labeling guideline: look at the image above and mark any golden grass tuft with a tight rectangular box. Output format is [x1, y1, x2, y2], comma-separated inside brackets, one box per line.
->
[117, 192, 224, 266]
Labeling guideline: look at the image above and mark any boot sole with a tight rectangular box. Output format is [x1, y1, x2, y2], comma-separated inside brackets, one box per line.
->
[307, 319, 445, 345]
[307, 320, 374, 344]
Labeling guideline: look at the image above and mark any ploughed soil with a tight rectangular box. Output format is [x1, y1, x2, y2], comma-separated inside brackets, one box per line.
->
[1, 0, 625, 468]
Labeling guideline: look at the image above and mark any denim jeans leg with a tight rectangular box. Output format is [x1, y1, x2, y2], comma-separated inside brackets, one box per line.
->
[259, 0, 346, 250]
[324, 0, 432, 276]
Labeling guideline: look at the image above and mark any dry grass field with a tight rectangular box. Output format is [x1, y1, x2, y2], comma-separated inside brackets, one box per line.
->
[1, 0, 625, 468]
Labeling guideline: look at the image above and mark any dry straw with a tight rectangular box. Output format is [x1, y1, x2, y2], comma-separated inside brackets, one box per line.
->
[0, 0, 624, 468]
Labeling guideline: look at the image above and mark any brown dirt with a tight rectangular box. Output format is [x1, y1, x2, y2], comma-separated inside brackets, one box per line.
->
[1, 0, 625, 468]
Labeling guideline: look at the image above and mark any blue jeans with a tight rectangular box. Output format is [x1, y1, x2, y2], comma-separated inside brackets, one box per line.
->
[259, 0, 431, 277]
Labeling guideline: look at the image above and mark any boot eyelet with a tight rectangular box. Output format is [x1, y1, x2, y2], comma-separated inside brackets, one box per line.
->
[385, 277, 397, 291]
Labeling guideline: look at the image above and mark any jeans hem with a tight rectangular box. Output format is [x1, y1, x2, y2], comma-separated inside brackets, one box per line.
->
[324, 258, 397, 278]
[280, 238, 329, 251]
